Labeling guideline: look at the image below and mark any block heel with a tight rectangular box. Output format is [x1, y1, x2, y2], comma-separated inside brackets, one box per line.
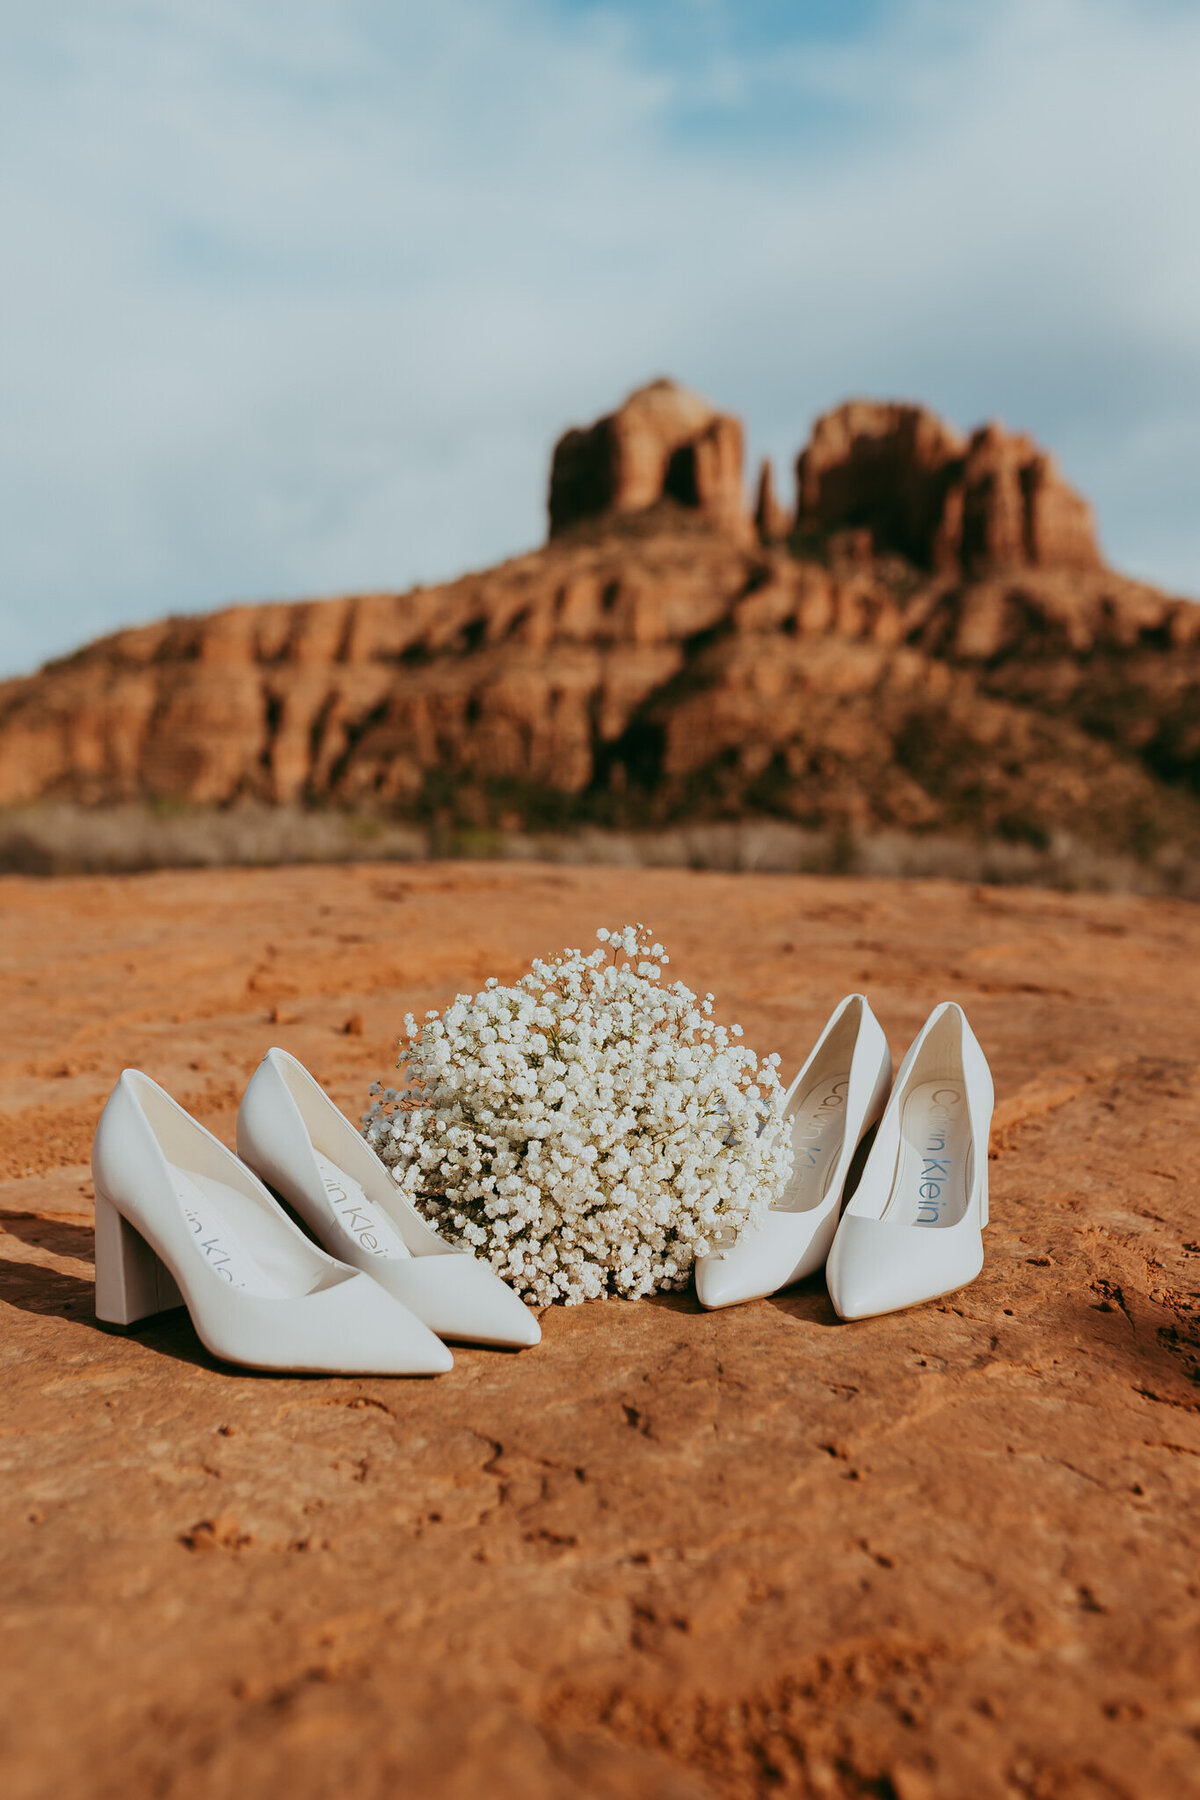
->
[94, 1188, 183, 1326]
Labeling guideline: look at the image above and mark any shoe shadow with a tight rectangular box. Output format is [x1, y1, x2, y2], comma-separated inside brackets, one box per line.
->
[644, 1289, 704, 1315]
[0, 1253, 99, 1322]
[764, 1273, 843, 1329]
[0, 1249, 223, 1368]
[0, 1215, 435, 1380]
[643, 1275, 844, 1326]
[0, 1248, 331, 1377]
[0, 1216, 264, 1377]
[0, 1211, 95, 1260]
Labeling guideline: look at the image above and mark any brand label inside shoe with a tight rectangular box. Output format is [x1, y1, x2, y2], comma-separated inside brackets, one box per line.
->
[885, 1081, 969, 1230]
[792, 1077, 848, 1169]
[314, 1152, 411, 1259]
[914, 1085, 963, 1224]
[171, 1168, 290, 1298]
[772, 1076, 849, 1213]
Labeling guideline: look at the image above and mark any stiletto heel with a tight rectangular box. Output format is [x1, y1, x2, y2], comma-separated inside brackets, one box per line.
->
[91, 1070, 453, 1375]
[694, 994, 893, 1310]
[94, 1188, 183, 1326]
[237, 1049, 541, 1348]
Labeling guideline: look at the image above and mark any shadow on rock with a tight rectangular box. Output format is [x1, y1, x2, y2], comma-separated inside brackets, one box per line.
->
[0, 1211, 95, 1261]
[765, 1273, 842, 1329]
[0, 1253, 239, 1376]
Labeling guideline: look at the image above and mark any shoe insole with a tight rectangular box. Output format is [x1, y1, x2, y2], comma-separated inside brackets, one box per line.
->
[772, 1075, 850, 1213]
[172, 1167, 293, 1297]
[884, 1078, 969, 1229]
[314, 1151, 411, 1260]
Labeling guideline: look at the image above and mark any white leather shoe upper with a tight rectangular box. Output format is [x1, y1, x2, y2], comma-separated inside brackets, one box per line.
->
[237, 1049, 541, 1348]
[92, 1070, 453, 1375]
[694, 994, 892, 1310]
[825, 1001, 993, 1321]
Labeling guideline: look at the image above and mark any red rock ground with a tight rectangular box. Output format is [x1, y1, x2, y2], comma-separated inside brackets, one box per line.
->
[1, 862, 1198, 1800]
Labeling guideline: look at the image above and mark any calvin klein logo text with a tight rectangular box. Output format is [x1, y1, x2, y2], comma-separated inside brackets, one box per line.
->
[794, 1080, 848, 1169]
[323, 1173, 382, 1252]
[915, 1087, 962, 1225]
[185, 1209, 239, 1284]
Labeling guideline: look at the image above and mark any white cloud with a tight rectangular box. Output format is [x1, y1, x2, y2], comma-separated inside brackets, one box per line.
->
[2, 0, 1199, 675]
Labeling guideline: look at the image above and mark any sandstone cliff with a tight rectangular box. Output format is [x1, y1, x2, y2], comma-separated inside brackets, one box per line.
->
[1, 389, 1197, 869]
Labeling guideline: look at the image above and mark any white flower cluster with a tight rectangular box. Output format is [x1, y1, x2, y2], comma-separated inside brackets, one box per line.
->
[362, 925, 793, 1306]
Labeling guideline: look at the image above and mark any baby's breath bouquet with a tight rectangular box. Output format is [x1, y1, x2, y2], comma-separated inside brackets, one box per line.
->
[362, 925, 793, 1305]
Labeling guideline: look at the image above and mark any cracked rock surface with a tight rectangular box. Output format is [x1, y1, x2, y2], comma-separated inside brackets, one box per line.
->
[1, 862, 1197, 1800]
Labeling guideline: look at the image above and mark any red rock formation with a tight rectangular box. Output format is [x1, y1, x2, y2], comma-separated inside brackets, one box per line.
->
[796, 400, 1102, 575]
[548, 379, 748, 538]
[796, 402, 967, 570]
[0, 387, 1193, 865]
[955, 425, 1101, 573]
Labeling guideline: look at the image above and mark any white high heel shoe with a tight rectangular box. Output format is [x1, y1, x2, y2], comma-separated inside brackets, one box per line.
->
[92, 1070, 453, 1375]
[825, 1001, 992, 1321]
[237, 1048, 541, 1349]
[694, 994, 892, 1310]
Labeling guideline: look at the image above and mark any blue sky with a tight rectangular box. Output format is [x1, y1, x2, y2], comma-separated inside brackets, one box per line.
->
[2, 0, 1199, 675]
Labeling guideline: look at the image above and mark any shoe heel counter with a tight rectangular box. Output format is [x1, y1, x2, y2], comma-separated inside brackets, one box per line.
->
[960, 1012, 994, 1114]
[237, 1057, 319, 1226]
[94, 1188, 183, 1326]
[869, 1019, 893, 1121]
[236, 1056, 285, 1177]
[91, 1076, 138, 1212]
[859, 997, 887, 1059]
[956, 1013, 992, 1228]
[847, 1001, 892, 1130]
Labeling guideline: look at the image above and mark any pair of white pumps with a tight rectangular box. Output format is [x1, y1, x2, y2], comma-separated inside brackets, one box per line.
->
[695, 998, 993, 1319]
[92, 1048, 541, 1375]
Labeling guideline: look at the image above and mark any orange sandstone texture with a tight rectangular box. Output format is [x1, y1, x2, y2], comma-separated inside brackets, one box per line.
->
[1, 861, 1198, 1800]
